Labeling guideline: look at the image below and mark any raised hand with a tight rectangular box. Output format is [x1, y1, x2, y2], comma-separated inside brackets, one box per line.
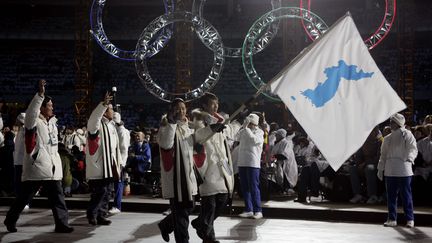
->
[38, 79, 46, 96]
[103, 91, 113, 106]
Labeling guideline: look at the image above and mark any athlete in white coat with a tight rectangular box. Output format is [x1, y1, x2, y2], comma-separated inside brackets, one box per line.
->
[4, 80, 73, 233]
[85, 92, 122, 226]
[191, 93, 235, 243]
[157, 98, 198, 243]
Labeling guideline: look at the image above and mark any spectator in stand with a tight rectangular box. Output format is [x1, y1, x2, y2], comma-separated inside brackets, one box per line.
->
[71, 145, 86, 193]
[157, 98, 199, 243]
[4, 79, 73, 233]
[62, 127, 80, 151]
[109, 112, 130, 214]
[75, 128, 86, 151]
[126, 131, 151, 186]
[58, 143, 73, 197]
[413, 125, 428, 142]
[85, 92, 122, 226]
[1, 125, 15, 196]
[382, 126, 392, 137]
[349, 127, 382, 204]
[377, 113, 418, 228]
[270, 129, 298, 193]
[414, 124, 432, 182]
[237, 114, 264, 219]
[295, 137, 314, 165]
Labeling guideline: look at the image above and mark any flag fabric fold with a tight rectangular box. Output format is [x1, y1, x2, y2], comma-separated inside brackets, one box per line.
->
[270, 13, 406, 171]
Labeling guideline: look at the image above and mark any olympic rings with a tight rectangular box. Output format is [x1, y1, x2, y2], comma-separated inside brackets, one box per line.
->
[301, 0, 396, 50]
[90, 0, 175, 61]
[242, 7, 328, 101]
[192, 0, 282, 58]
[135, 11, 225, 102]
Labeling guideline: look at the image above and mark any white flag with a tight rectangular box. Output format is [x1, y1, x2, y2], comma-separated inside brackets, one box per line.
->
[270, 13, 406, 171]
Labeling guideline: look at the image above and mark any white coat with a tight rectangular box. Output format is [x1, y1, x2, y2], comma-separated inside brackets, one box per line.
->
[22, 94, 63, 181]
[270, 137, 298, 187]
[13, 125, 26, 166]
[157, 117, 198, 201]
[194, 111, 235, 197]
[86, 103, 122, 180]
[236, 127, 264, 168]
[378, 127, 418, 177]
[116, 124, 130, 167]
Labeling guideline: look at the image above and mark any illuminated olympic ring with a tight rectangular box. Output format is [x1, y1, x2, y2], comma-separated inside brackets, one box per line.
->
[135, 11, 224, 102]
[242, 7, 328, 101]
[300, 0, 396, 50]
[90, 0, 175, 61]
[192, 0, 282, 58]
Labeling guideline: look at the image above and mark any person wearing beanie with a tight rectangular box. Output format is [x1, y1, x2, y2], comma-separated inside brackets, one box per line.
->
[109, 112, 130, 215]
[378, 113, 418, 228]
[236, 113, 265, 219]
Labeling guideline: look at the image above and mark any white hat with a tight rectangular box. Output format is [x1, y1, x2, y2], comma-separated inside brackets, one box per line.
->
[275, 128, 287, 138]
[76, 128, 84, 135]
[113, 112, 121, 124]
[17, 113, 25, 124]
[390, 113, 405, 127]
[247, 113, 259, 126]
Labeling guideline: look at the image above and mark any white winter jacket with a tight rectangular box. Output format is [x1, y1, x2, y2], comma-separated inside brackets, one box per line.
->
[116, 124, 130, 167]
[22, 94, 63, 181]
[157, 117, 198, 201]
[237, 127, 264, 168]
[194, 112, 235, 197]
[378, 127, 418, 177]
[13, 126, 26, 166]
[86, 103, 122, 180]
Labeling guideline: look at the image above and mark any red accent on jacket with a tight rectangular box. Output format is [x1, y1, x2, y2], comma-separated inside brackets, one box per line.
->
[160, 148, 174, 172]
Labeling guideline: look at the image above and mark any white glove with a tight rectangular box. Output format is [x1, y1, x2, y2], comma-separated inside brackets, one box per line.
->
[377, 170, 384, 181]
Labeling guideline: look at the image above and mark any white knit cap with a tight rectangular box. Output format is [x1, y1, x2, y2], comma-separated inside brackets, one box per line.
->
[113, 112, 121, 124]
[275, 128, 287, 138]
[247, 113, 260, 126]
[390, 113, 405, 127]
[17, 113, 25, 124]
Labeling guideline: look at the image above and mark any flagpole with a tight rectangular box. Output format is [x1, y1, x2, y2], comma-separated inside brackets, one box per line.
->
[201, 12, 352, 143]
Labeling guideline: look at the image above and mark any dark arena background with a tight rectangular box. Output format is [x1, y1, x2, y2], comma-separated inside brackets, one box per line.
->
[0, 0, 431, 127]
[1, 0, 432, 242]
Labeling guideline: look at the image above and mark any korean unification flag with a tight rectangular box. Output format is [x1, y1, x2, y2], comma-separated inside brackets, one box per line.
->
[270, 13, 406, 171]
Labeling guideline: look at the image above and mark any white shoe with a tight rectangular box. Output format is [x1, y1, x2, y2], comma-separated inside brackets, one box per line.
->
[162, 208, 171, 216]
[366, 195, 378, 204]
[253, 212, 263, 219]
[238, 211, 254, 218]
[383, 220, 397, 227]
[406, 220, 414, 228]
[349, 194, 363, 203]
[109, 207, 121, 214]
[22, 205, 30, 213]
